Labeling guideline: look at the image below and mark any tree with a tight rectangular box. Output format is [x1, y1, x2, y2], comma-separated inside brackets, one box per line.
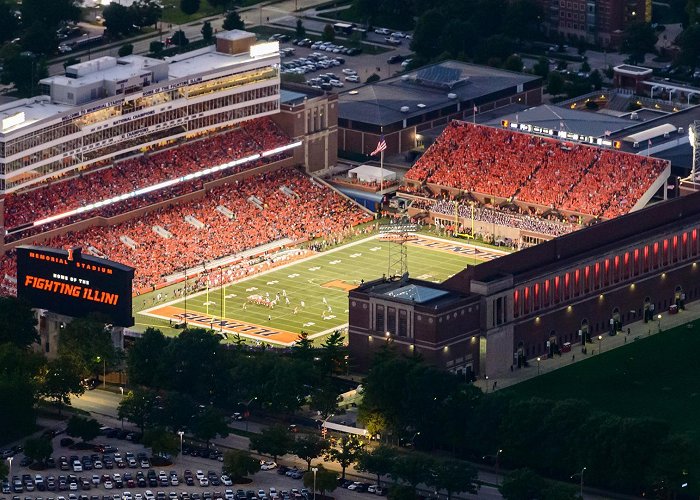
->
[0, 297, 38, 348]
[322, 23, 335, 42]
[149, 41, 164, 55]
[130, 0, 162, 28]
[302, 466, 337, 496]
[0, 51, 48, 97]
[249, 425, 293, 462]
[325, 435, 364, 479]
[296, 19, 306, 38]
[580, 60, 591, 73]
[356, 446, 396, 487]
[21, 21, 56, 55]
[0, 459, 7, 480]
[429, 459, 478, 500]
[291, 331, 314, 362]
[387, 485, 415, 500]
[358, 410, 388, 441]
[126, 328, 169, 388]
[66, 416, 100, 443]
[309, 381, 340, 419]
[201, 21, 214, 42]
[676, 23, 700, 69]
[0, 1, 20, 44]
[103, 3, 137, 37]
[222, 11, 244, 31]
[142, 428, 180, 458]
[24, 437, 53, 465]
[319, 330, 347, 375]
[118, 44, 134, 57]
[291, 434, 329, 470]
[191, 407, 229, 447]
[533, 56, 549, 78]
[503, 54, 524, 72]
[20, 0, 80, 29]
[180, 0, 200, 16]
[621, 21, 657, 62]
[171, 30, 189, 46]
[589, 69, 602, 90]
[391, 454, 432, 492]
[222, 449, 261, 482]
[410, 9, 445, 59]
[118, 388, 157, 433]
[547, 71, 565, 97]
[39, 356, 85, 414]
[499, 468, 546, 500]
[366, 73, 380, 83]
[58, 316, 120, 381]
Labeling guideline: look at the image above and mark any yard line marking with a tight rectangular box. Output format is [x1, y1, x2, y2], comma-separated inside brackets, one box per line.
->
[309, 266, 321, 271]
[369, 246, 381, 252]
[267, 280, 279, 285]
[245, 287, 258, 292]
[303, 322, 316, 327]
[288, 273, 300, 278]
[329, 260, 342, 265]
[350, 253, 362, 258]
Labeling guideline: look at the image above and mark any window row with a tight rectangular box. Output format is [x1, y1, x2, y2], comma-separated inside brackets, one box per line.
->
[513, 229, 700, 317]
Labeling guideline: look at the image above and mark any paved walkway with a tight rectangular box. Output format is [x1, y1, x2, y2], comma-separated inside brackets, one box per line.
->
[474, 300, 700, 392]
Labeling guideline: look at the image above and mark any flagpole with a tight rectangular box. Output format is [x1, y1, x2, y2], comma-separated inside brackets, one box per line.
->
[380, 127, 384, 197]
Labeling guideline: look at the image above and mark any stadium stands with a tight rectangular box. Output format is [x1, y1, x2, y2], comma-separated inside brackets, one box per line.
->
[403, 121, 667, 219]
[4, 117, 291, 233]
[0, 168, 372, 292]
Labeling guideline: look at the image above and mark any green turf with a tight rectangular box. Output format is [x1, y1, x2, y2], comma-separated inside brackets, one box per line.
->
[135, 236, 483, 340]
[504, 320, 700, 442]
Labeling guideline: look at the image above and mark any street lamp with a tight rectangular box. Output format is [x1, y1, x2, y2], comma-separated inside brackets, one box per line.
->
[119, 387, 124, 396]
[242, 397, 257, 432]
[177, 430, 184, 457]
[580, 467, 586, 498]
[496, 449, 503, 484]
[410, 431, 420, 447]
[597, 335, 602, 354]
[536, 357, 541, 375]
[7, 456, 13, 481]
[657, 314, 662, 333]
[311, 467, 318, 500]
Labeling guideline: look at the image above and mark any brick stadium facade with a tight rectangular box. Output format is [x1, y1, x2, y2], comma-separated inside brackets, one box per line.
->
[348, 192, 700, 377]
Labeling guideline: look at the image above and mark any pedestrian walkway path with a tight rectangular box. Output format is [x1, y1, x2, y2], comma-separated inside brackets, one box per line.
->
[475, 300, 700, 392]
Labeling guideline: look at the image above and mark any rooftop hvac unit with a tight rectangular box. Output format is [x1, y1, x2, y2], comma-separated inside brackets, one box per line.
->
[400, 106, 410, 113]
[633, 142, 639, 148]
[417, 103, 426, 108]
[447, 93, 457, 99]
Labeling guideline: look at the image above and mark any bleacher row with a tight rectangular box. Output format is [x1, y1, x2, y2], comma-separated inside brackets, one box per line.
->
[403, 121, 667, 219]
[4, 117, 290, 236]
[0, 168, 372, 292]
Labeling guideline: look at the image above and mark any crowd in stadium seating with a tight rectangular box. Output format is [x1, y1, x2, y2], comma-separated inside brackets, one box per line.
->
[0, 168, 372, 292]
[4, 118, 291, 232]
[403, 121, 667, 218]
[427, 199, 578, 237]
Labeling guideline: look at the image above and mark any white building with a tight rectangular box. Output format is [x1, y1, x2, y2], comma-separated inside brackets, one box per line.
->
[0, 30, 281, 194]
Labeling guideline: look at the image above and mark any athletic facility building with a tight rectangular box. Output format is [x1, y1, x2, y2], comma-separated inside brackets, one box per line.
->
[348, 191, 700, 378]
[0, 30, 280, 196]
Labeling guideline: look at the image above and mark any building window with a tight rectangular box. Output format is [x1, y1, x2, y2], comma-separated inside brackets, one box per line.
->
[375, 305, 385, 331]
[387, 307, 396, 334]
[398, 310, 408, 337]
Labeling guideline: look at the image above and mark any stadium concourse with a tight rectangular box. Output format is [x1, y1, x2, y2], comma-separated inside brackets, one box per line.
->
[402, 121, 668, 222]
[0, 116, 372, 294]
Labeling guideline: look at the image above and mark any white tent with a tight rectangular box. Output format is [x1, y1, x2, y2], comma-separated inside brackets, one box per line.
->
[348, 164, 396, 183]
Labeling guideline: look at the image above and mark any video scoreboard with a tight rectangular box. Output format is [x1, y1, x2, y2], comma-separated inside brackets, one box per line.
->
[17, 246, 135, 327]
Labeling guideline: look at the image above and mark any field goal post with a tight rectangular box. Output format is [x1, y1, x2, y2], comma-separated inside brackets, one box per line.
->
[378, 222, 418, 278]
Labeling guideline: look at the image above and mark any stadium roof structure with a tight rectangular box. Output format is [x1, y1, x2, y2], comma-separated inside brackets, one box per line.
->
[383, 284, 449, 304]
[485, 104, 632, 138]
[338, 60, 540, 127]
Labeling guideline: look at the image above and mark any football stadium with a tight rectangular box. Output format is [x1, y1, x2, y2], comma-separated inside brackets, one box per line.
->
[0, 28, 694, 376]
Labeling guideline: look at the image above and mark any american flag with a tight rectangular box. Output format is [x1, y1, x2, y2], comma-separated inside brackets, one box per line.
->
[604, 130, 611, 136]
[371, 136, 387, 156]
[473, 105, 478, 113]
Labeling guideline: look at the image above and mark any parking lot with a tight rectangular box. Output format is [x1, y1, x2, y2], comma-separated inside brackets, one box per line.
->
[272, 32, 414, 90]
[1, 428, 384, 500]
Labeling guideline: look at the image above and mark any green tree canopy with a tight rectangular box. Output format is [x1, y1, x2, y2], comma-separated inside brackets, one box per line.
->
[0, 0, 20, 44]
[103, 3, 138, 37]
[302, 465, 337, 496]
[191, 407, 229, 446]
[0, 297, 38, 348]
[201, 21, 213, 41]
[222, 449, 261, 482]
[180, 0, 200, 16]
[21, 0, 79, 29]
[296, 19, 306, 38]
[322, 24, 335, 42]
[325, 435, 364, 479]
[356, 445, 396, 486]
[249, 425, 293, 462]
[66, 416, 100, 442]
[429, 459, 478, 500]
[676, 23, 700, 68]
[291, 434, 329, 470]
[222, 11, 244, 31]
[58, 316, 120, 379]
[621, 21, 657, 62]
[39, 355, 85, 413]
[143, 427, 180, 458]
[499, 468, 546, 500]
[118, 43, 134, 57]
[24, 436, 53, 465]
[118, 388, 157, 433]
[130, 0, 162, 27]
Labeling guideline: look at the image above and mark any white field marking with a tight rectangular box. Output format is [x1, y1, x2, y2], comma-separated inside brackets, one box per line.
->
[308, 266, 321, 271]
[245, 287, 258, 292]
[329, 260, 342, 264]
[267, 280, 279, 285]
[350, 253, 362, 258]
[288, 273, 300, 278]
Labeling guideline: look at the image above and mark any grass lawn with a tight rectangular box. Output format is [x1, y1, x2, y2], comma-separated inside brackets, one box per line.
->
[135, 235, 483, 343]
[160, 0, 223, 25]
[505, 320, 700, 446]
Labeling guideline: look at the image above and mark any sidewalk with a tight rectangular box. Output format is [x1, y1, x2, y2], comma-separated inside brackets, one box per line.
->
[475, 300, 700, 392]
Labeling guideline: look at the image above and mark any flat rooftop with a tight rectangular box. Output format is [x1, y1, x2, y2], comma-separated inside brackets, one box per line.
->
[339, 60, 540, 126]
[0, 98, 73, 134]
[42, 55, 164, 88]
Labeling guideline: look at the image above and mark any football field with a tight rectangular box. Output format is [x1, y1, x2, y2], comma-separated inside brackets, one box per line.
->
[138, 235, 504, 345]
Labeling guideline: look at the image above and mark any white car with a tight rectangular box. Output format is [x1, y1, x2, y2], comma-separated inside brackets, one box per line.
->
[258, 490, 266, 498]
[91, 475, 100, 486]
[122, 492, 133, 500]
[225, 491, 234, 500]
[391, 32, 404, 38]
[144, 491, 155, 500]
[58, 44, 72, 53]
[259, 461, 277, 471]
[347, 482, 363, 491]
[345, 75, 360, 83]
[342, 68, 357, 75]
[104, 481, 113, 490]
[221, 475, 232, 486]
[330, 80, 344, 87]
[374, 28, 390, 35]
[199, 478, 209, 487]
[72, 461, 82, 472]
[269, 488, 278, 499]
[135, 494, 143, 500]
